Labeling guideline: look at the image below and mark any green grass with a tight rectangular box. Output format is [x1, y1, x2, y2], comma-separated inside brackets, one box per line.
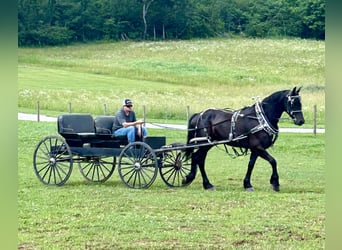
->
[18, 38, 325, 126]
[18, 120, 325, 249]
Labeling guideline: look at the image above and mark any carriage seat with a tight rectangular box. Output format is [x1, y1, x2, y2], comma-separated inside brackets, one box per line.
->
[94, 116, 115, 134]
[57, 114, 129, 147]
[58, 114, 95, 135]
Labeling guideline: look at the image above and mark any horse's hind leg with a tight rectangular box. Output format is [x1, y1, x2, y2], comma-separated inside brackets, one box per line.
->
[182, 147, 214, 190]
[258, 149, 279, 192]
[182, 150, 198, 186]
[197, 147, 214, 190]
[243, 150, 258, 191]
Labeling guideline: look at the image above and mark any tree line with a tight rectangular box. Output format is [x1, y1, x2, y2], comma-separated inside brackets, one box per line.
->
[18, 0, 325, 46]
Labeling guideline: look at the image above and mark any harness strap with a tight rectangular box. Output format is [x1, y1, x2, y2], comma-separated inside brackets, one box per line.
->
[223, 144, 248, 158]
[194, 110, 212, 143]
[229, 110, 240, 141]
[189, 137, 211, 144]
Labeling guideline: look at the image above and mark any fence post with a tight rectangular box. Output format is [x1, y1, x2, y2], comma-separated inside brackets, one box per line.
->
[186, 105, 190, 124]
[68, 102, 72, 113]
[313, 104, 317, 136]
[104, 104, 107, 115]
[37, 100, 40, 122]
[143, 105, 146, 126]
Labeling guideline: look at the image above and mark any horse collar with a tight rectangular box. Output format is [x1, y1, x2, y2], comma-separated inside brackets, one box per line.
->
[255, 101, 279, 136]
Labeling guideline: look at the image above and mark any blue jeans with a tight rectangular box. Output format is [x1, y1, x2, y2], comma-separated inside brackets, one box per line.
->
[114, 126, 147, 142]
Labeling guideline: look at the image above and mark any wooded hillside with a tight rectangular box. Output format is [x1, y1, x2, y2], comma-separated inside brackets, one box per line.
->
[18, 0, 325, 46]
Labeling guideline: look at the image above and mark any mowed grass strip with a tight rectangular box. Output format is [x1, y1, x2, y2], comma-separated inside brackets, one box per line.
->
[18, 120, 325, 249]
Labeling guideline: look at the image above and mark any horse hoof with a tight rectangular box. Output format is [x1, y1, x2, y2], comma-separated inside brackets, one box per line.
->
[205, 186, 216, 191]
[272, 185, 280, 192]
[204, 183, 215, 190]
[245, 187, 255, 192]
[182, 177, 188, 185]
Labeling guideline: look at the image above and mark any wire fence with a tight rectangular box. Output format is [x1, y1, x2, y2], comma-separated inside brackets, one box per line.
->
[32, 101, 324, 135]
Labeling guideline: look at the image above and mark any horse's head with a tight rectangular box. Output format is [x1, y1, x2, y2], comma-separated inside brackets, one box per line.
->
[285, 87, 305, 126]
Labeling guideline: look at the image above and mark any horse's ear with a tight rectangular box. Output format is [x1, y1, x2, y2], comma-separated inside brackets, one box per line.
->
[296, 86, 302, 94]
[291, 86, 302, 95]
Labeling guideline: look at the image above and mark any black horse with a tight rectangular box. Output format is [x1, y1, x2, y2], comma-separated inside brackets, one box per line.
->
[183, 87, 305, 192]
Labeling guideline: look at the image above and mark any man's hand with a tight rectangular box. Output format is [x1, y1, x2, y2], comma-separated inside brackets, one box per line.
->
[135, 119, 144, 125]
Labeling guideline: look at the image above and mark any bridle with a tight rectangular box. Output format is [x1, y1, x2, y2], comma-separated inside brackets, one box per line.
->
[286, 95, 303, 120]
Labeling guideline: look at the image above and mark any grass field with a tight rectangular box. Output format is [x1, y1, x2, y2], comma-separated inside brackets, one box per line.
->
[18, 38, 325, 249]
[18, 38, 325, 127]
[18, 120, 325, 249]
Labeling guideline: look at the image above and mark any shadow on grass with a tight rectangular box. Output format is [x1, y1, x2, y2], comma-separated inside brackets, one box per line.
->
[56, 179, 124, 188]
[279, 186, 325, 194]
[39, 178, 324, 195]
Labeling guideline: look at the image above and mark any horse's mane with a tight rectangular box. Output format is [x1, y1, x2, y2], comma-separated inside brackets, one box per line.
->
[262, 90, 289, 104]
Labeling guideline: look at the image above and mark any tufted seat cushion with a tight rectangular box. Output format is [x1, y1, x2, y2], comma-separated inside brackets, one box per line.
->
[94, 116, 116, 134]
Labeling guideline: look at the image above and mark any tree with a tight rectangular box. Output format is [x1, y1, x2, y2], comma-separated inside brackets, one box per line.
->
[301, 0, 325, 39]
[137, 0, 156, 39]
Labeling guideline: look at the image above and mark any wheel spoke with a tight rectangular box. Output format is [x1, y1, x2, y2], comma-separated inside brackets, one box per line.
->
[81, 162, 92, 176]
[121, 168, 135, 179]
[99, 161, 111, 173]
[160, 165, 175, 176]
[54, 165, 65, 184]
[38, 144, 50, 159]
[41, 165, 52, 181]
[130, 170, 138, 187]
[78, 156, 115, 183]
[37, 162, 50, 174]
[180, 166, 191, 175]
[98, 163, 107, 179]
[55, 162, 70, 176]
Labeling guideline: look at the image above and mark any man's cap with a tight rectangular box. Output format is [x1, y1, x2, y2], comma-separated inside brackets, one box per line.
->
[122, 99, 133, 106]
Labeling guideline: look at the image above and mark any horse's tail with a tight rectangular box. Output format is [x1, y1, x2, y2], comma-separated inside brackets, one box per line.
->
[185, 113, 199, 159]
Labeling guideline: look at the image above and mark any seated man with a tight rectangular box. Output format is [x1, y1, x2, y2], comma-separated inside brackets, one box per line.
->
[112, 99, 147, 142]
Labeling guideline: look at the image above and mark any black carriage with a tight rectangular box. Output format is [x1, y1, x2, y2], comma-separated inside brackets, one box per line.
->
[33, 113, 192, 189]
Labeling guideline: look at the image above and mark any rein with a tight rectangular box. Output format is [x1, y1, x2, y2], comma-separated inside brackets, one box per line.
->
[149, 97, 289, 148]
[188, 102, 279, 147]
[149, 103, 279, 137]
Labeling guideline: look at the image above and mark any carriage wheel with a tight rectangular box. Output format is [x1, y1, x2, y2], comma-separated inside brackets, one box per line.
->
[159, 148, 192, 187]
[78, 156, 115, 182]
[33, 135, 73, 186]
[118, 142, 158, 189]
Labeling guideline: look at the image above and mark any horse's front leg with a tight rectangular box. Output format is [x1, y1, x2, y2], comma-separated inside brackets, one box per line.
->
[243, 150, 258, 191]
[258, 149, 279, 191]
